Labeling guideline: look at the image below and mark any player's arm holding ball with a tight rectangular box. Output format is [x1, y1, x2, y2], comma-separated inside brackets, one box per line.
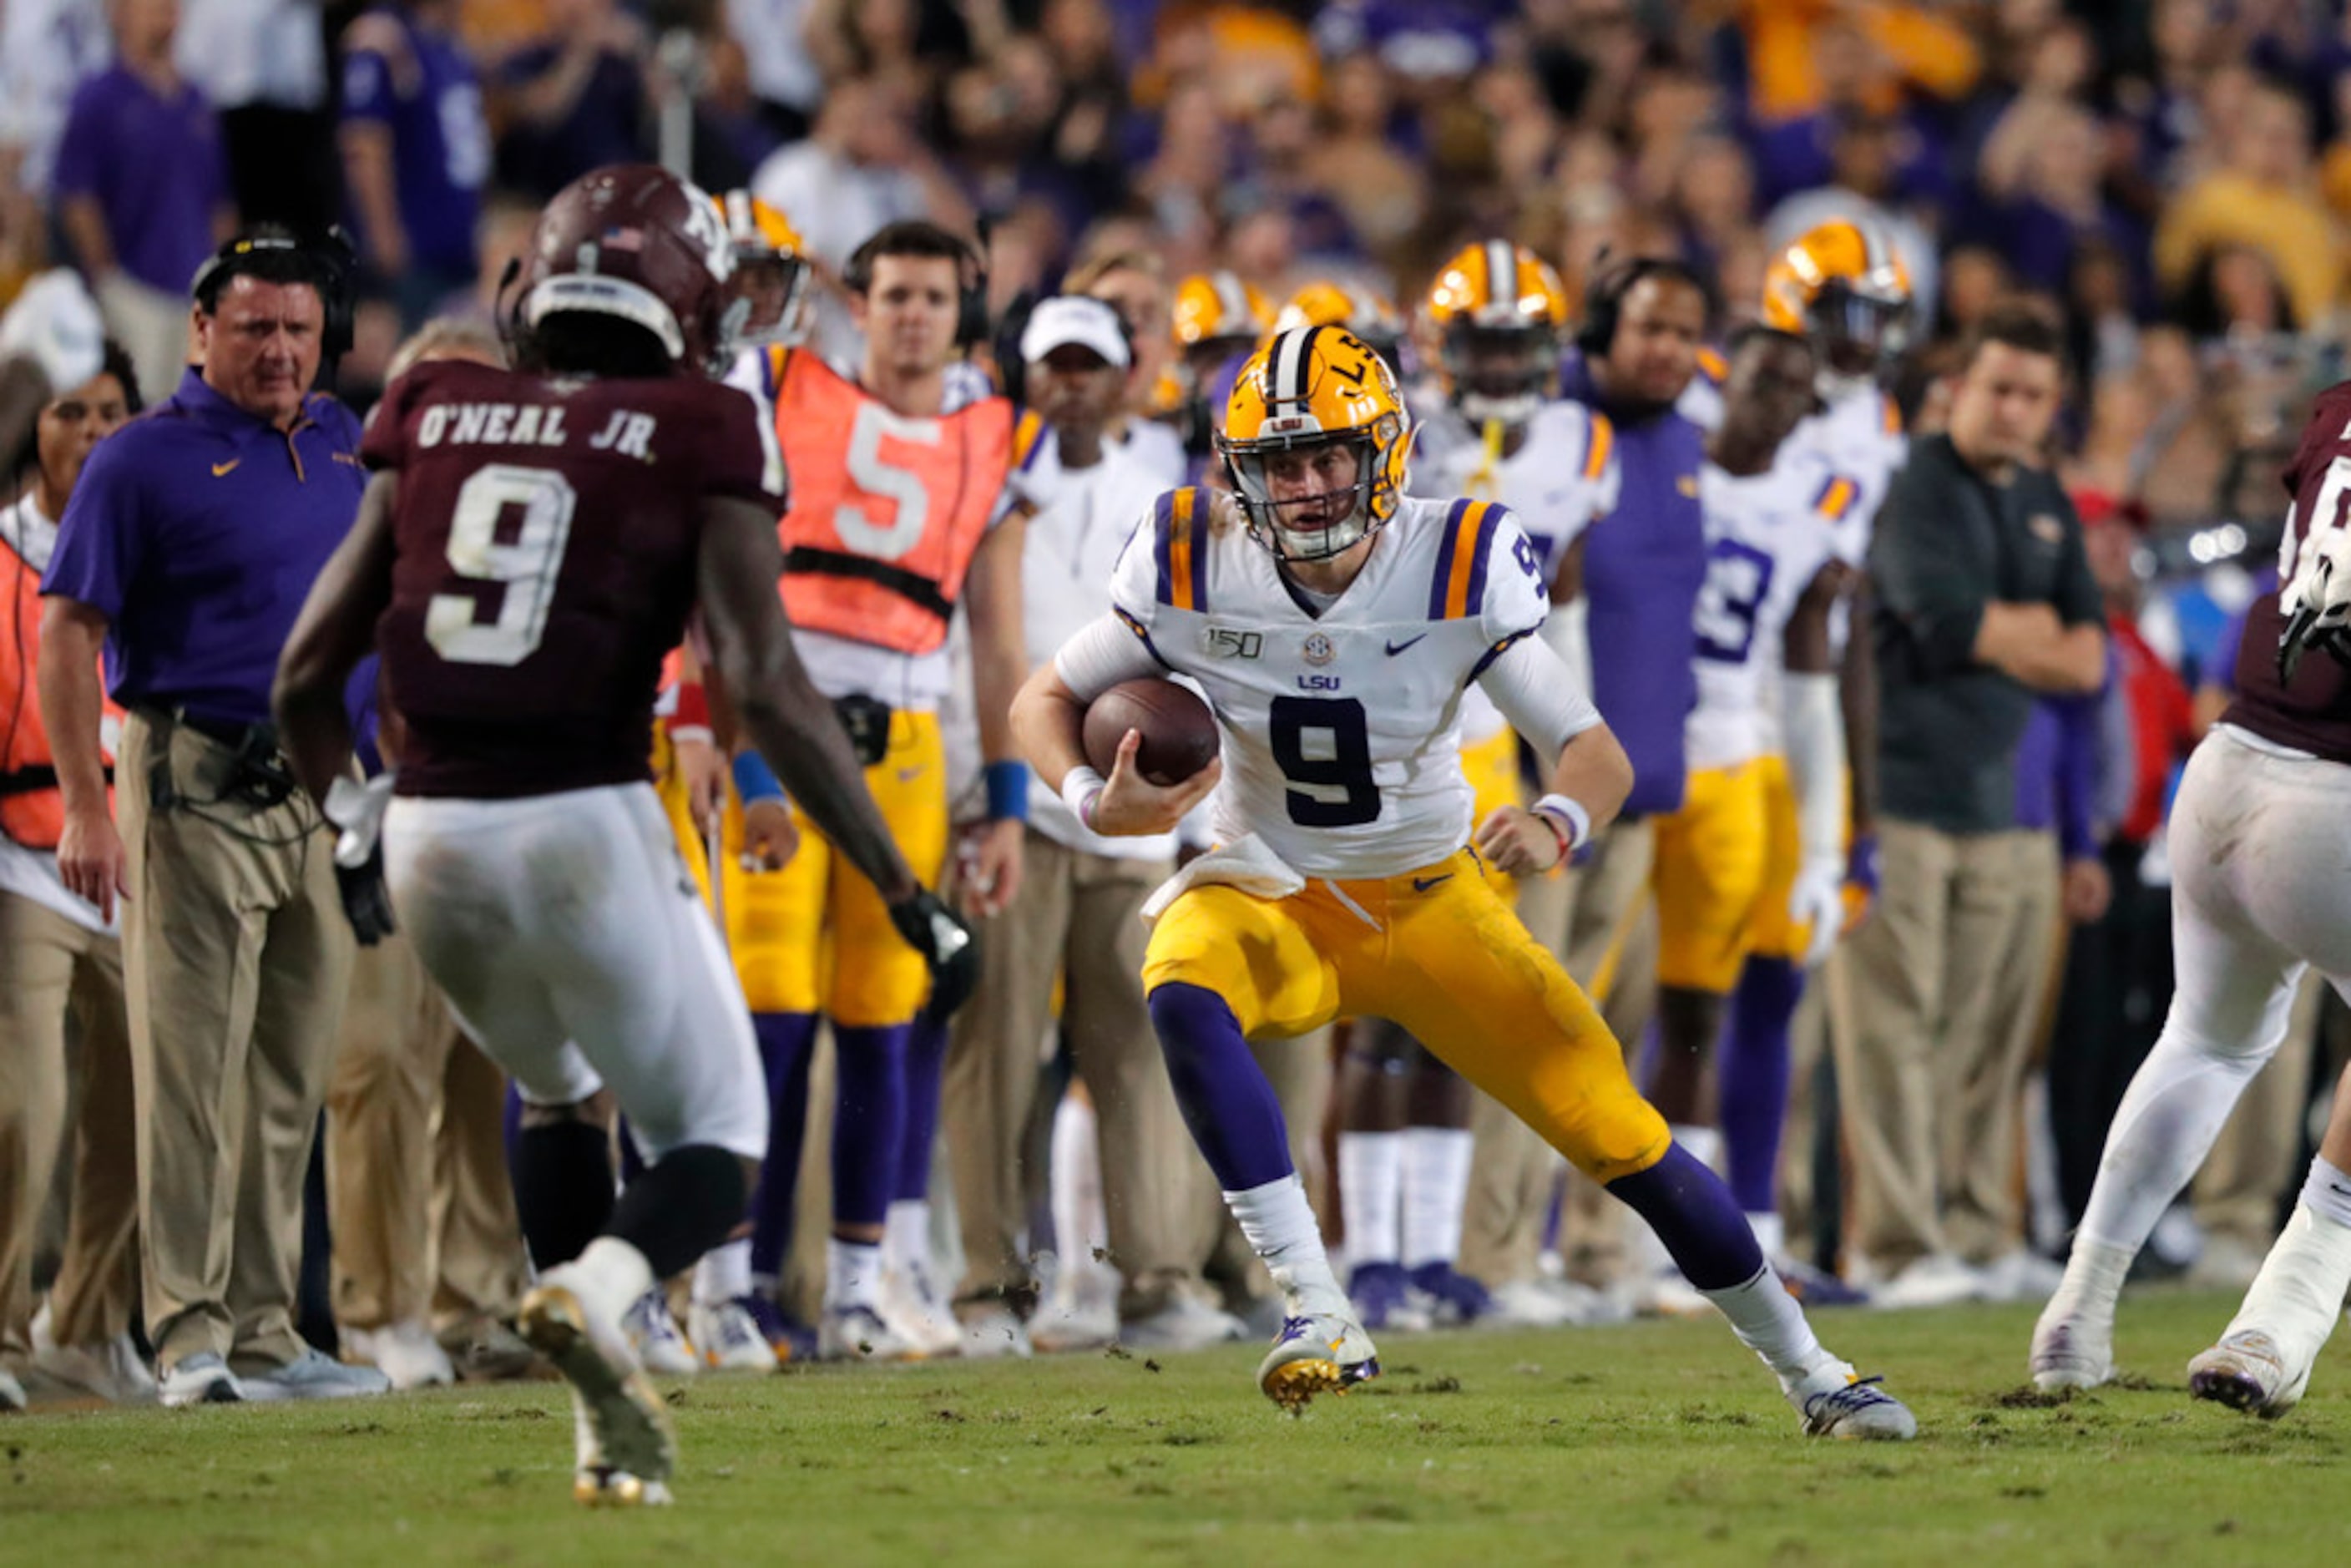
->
[1468, 513, 1633, 876]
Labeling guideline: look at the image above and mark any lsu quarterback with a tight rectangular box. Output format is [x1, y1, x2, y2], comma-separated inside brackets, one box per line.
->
[1011, 322, 1917, 1439]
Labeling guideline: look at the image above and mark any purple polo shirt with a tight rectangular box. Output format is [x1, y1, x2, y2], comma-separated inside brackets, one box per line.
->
[1558, 350, 1709, 817]
[50, 66, 229, 296]
[341, 6, 488, 276]
[43, 370, 365, 728]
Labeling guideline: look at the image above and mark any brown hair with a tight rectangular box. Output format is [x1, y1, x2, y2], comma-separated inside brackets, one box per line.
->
[1959, 297, 2068, 376]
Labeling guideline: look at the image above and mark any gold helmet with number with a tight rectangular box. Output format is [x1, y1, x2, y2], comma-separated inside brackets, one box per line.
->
[1423, 240, 1570, 427]
[1275, 280, 1405, 375]
[720, 190, 815, 347]
[1218, 324, 1411, 562]
[1761, 217, 1912, 386]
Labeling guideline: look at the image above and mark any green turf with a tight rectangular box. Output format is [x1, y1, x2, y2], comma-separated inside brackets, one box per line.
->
[5, 1287, 2349, 1566]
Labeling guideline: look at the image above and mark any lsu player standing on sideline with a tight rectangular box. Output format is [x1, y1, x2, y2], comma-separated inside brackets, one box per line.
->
[1327, 241, 1620, 1333]
[1166, 271, 1273, 474]
[1693, 222, 1909, 1290]
[703, 217, 1022, 1362]
[1641, 326, 1862, 1307]
[2033, 379, 2351, 1411]
[1011, 324, 1916, 1438]
[270, 165, 977, 1503]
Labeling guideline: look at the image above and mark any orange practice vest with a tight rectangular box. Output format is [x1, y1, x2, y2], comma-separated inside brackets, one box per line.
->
[769, 349, 1013, 657]
[0, 529, 117, 849]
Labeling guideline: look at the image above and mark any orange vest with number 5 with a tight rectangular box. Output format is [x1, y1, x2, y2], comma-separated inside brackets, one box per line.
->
[768, 349, 1012, 656]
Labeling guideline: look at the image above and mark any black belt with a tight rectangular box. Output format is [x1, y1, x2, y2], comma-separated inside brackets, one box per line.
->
[139, 706, 276, 751]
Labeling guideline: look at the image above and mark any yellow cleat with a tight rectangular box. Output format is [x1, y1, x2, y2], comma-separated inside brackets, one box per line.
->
[521, 1277, 679, 1505]
[1256, 1314, 1379, 1414]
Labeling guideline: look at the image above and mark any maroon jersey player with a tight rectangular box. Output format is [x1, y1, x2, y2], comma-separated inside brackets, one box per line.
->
[273, 164, 975, 1507]
[2031, 380, 2351, 1409]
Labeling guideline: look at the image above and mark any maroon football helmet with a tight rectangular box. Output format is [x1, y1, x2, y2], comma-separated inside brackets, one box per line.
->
[515, 164, 741, 375]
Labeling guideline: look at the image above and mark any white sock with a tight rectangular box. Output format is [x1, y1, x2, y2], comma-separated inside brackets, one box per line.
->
[825, 1238, 884, 1312]
[1337, 1130, 1403, 1267]
[2045, 1237, 2137, 1330]
[883, 1200, 930, 1277]
[1702, 1264, 1841, 1391]
[1226, 1175, 1349, 1319]
[692, 1238, 751, 1307]
[2076, 1024, 2274, 1259]
[1400, 1126, 1474, 1269]
[1049, 1092, 1109, 1272]
[1673, 1123, 1723, 1172]
[1747, 1211, 1787, 1262]
[2224, 1156, 2351, 1367]
[569, 1237, 655, 1329]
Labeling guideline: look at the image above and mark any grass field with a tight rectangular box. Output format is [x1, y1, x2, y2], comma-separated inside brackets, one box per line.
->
[5, 1287, 2349, 1566]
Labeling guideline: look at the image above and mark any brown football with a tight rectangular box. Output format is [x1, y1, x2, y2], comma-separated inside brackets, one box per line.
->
[1082, 679, 1220, 787]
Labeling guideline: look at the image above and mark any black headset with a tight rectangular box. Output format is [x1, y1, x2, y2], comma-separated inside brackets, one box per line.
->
[189, 226, 361, 364]
[1575, 252, 1714, 358]
[842, 220, 992, 350]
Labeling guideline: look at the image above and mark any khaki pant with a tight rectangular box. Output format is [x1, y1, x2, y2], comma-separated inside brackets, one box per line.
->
[1461, 817, 1656, 1288]
[943, 832, 1202, 1319]
[1837, 820, 2059, 1273]
[0, 892, 139, 1363]
[2193, 968, 2326, 1250]
[326, 933, 525, 1333]
[119, 712, 356, 1372]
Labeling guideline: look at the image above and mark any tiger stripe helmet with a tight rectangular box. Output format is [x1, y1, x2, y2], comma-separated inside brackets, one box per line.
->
[1276, 280, 1405, 373]
[1423, 240, 1570, 427]
[1219, 325, 1412, 562]
[1761, 217, 1912, 386]
[720, 190, 815, 348]
[1172, 271, 1273, 351]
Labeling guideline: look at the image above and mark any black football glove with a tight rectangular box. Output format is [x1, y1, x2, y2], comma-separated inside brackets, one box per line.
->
[889, 887, 978, 1020]
[335, 849, 397, 946]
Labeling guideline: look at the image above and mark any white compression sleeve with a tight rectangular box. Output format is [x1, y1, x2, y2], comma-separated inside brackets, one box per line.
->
[1476, 632, 1601, 760]
[1538, 594, 1593, 704]
[1779, 671, 1846, 873]
[1052, 612, 1165, 703]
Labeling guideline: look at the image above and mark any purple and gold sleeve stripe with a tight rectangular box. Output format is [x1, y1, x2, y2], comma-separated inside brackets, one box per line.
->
[1583, 413, 1614, 481]
[1813, 474, 1859, 521]
[1114, 604, 1175, 669]
[1014, 410, 1049, 472]
[1428, 498, 1503, 620]
[1152, 488, 1210, 612]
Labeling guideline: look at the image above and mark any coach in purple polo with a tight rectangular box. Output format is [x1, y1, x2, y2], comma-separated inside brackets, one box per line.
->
[35, 234, 387, 1407]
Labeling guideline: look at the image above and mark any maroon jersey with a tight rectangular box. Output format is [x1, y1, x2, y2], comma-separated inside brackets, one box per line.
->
[2225, 380, 2351, 764]
[361, 359, 784, 797]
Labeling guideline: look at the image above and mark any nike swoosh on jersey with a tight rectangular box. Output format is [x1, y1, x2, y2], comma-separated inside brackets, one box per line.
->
[1411, 873, 1452, 892]
[1385, 634, 1428, 655]
[211, 458, 240, 477]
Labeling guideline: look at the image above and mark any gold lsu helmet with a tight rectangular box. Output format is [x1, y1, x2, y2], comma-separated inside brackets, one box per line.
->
[1218, 324, 1411, 563]
[1761, 217, 1912, 383]
[1423, 240, 1570, 427]
[1173, 270, 1274, 353]
[1275, 280, 1405, 373]
[720, 190, 815, 347]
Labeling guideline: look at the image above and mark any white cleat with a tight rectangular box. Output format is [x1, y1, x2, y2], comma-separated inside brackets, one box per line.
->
[157, 1353, 243, 1407]
[2188, 1329, 2311, 1419]
[2029, 1306, 2115, 1392]
[341, 1319, 456, 1391]
[1789, 1366, 1918, 1440]
[879, 1262, 963, 1358]
[1256, 1313, 1379, 1414]
[521, 1274, 676, 1507]
[688, 1300, 781, 1373]
[623, 1291, 700, 1378]
[818, 1303, 930, 1363]
[1121, 1294, 1246, 1352]
[239, 1348, 391, 1403]
[956, 1304, 1034, 1360]
[32, 1308, 158, 1405]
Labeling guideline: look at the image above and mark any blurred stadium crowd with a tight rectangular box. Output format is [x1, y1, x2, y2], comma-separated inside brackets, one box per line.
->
[4, 0, 2350, 1403]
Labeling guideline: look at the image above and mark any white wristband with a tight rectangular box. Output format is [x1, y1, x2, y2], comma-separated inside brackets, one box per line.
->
[1060, 766, 1108, 828]
[1532, 793, 1591, 862]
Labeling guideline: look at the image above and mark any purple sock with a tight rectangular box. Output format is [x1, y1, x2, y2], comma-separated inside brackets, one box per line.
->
[502, 1081, 523, 1169]
[832, 1023, 910, 1230]
[1605, 1142, 1766, 1290]
[1718, 956, 1802, 1214]
[748, 1012, 818, 1280]
[896, 1010, 950, 1203]
[1145, 983, 1295, 1191]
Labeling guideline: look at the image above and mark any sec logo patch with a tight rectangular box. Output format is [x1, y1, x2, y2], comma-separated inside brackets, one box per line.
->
[1302, 633, 1336, 666]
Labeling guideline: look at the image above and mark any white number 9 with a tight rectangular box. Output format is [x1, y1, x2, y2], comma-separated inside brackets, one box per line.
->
[426, 464, 579, 666]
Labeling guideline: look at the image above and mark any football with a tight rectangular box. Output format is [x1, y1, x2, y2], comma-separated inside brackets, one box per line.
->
[1082, 678, 1220, 787]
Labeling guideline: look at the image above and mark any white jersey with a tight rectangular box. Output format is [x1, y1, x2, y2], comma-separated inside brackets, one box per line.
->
[1784, 383, 1905, 566]
[1109, 488, 1567, 878]
[1408, 399, 1619, 741]
[1686, 457, 1852, 771]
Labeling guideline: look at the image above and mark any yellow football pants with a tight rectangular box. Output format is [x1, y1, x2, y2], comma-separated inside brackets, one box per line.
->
[1651, 754, 1804, 993]
[1142, 847, 1671, 1185]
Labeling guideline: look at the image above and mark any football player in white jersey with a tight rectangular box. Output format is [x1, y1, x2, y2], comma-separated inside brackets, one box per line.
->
[1011, 324, 1914, 1439]
[1643, 327, 1861, 1304]
[1327, 241, 1622, 1333]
